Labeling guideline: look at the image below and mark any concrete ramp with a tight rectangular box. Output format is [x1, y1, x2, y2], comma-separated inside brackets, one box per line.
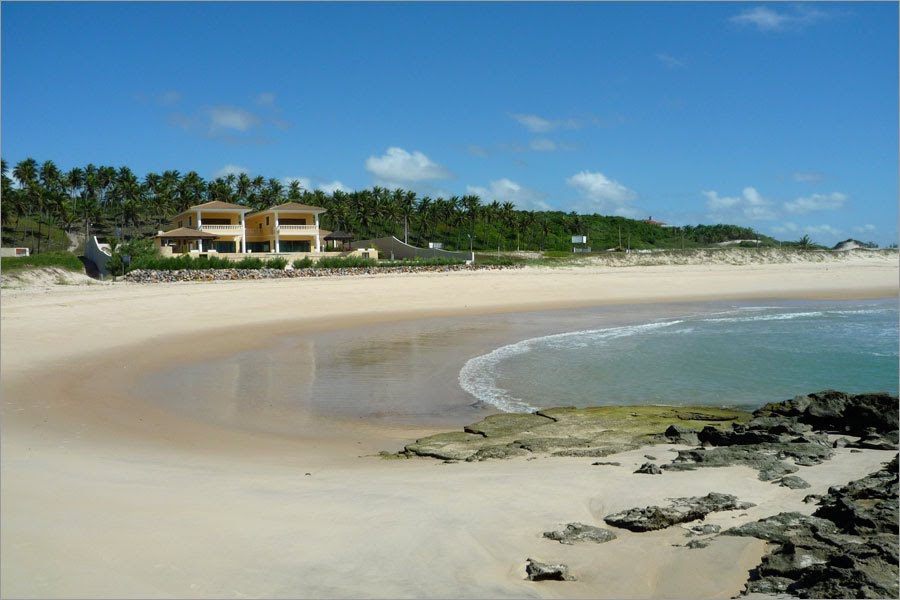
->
[351, 236, 472, 262]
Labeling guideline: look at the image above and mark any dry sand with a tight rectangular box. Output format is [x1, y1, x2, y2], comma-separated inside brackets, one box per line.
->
[1, 256, 898, 598]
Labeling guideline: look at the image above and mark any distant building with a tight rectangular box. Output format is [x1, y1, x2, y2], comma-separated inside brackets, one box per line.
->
[641, 216, 667, 227]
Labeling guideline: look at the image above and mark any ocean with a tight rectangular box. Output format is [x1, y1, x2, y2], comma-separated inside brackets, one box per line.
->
[459, 299, 899, 413]
[139, 298, 898, 434]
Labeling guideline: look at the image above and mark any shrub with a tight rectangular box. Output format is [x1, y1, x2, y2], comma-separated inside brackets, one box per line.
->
[266, 256, 288, 270]
[0, 251, 84, 273]
[108, 238, 160, 274]
[315, 256, 378, 269]
[292, 257, 313, 269]
[234, 256, 266, 269]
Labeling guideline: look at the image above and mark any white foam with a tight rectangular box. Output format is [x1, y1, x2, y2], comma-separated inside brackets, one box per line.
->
[701, 311, 824, 324]
[458, 320, 683, 413]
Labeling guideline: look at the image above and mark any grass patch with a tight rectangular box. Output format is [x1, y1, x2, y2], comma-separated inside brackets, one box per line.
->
[1, 251, 83, 273]
[315, 256, 378, 269]
[1, 217, 71, 253]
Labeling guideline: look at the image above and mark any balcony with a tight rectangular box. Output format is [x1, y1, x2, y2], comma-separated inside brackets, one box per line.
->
[199, 224, 243, 234]
[277, 224, 318, 233]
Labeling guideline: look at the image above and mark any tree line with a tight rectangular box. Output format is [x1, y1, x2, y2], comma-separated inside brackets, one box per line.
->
[2, 157, 775, 254]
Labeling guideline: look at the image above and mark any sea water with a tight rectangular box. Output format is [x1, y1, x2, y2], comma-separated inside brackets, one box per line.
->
[459, 299, 899, 413]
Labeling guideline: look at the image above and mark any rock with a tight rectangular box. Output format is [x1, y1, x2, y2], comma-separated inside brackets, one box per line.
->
[754, 390, 899, 436]
[778, 475, 811, 489]
[634, 462, 662, 475]
[464, 413, 554, 438]
[664, 425, 700, 446]
[663, 442, 833, 481]
[543, 522, 617, 545]
[604, 492, 755, 532]
[685, 539, 710, 549]
[525, 558, 574, 581]
[644, 454, 657, 460]
[465, 444, 530, 462]
[591, 461, 621, 466]
[848, 428, 899, 451]
[728, 457, 899, 598]
[690, 524, 722, 535]
[833, 437, 850, 448]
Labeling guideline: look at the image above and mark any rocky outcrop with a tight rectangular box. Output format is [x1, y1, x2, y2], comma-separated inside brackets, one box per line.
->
[400, 405, 749, 461]
[725, 456, 899, 598]
[604, 492, 755, 532]
[525, 558, 574, 581]
[634, 462, 662, 474]
[753, 390, 898, 437]
[543, 523, 617, 545]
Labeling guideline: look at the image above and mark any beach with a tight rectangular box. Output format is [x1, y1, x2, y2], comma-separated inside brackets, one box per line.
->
[2, 255, 898, 598]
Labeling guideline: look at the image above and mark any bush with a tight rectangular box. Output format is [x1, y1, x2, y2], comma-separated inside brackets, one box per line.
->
[0, 251, 84, 273]
[292, 257, 313, 269]
[315, 256, 378, 269]
[108, 238, 160, 274]
[266, 256, 288, 269]
[234, 256, 266, 269]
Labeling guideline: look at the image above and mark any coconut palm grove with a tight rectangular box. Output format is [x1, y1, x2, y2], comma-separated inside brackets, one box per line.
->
[5, 157, 854, 260]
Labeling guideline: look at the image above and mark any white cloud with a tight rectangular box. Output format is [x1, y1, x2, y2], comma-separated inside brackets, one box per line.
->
[802, 224, 842, 239]
[703, 186, 777, 221]
[772, 222, 799, 235]
[256, 92, 276, 106]
[512, 113, 582, 133]
[567, 171, 638, 216]
[317, 180, 351, 194]
[281, 176, 312, 190]
[467, 144, 490, 158]
[783, 192, 847, 214]
[214, 164, 249, 179]
[730, 5, 829, 32]
[207, 106, 261, 132]
[656, 52, 686, 69]
[792, 171, 824, 183]
[530, 138, 557, 152]
[852, 224, 876, 234]
[365, 147, 450, 184]
[466, 178, 550, 211]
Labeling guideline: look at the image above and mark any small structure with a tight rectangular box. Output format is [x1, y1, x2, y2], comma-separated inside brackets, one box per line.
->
[154, 228, 220, 256]
[572, 235, 590, 253]
[323, 230, 355, 251]
[642, 216, 667, 227]
[428, 242, 443, 249]
[0, 247, 30, 257]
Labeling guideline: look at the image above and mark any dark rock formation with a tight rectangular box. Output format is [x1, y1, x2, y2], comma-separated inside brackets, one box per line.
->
[725, 456, 899, 598]
[604, 492, 755, 532]
[634, 462, 662, 474]
[778, 475, 811, 489]
[525, 558, 574, 581]
[591, 461, 621, 466]
[690, 523, 722, 535]
[543, 522, 617, 545]
[664, 425, 700, 445]
[754, 390, 898, 438]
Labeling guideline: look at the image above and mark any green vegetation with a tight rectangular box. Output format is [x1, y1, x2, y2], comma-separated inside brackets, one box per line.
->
[1, 215, 71, 254]
[0, 251, 83, 273]
[292, 257, 314, 269]
[3, 156, 783, 257]
[314, 256, 378, 269]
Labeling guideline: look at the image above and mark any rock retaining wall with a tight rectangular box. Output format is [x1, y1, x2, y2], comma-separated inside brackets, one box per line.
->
[125, 264, 522, 283]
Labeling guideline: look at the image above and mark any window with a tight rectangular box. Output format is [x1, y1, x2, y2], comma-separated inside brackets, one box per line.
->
[266, 216, 270, 226]
[280, 240, 311, 252]
[188, 217, 192, 226]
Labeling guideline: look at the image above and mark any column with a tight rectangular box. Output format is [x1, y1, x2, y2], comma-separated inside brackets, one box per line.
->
[240, 212, 246, 253]
[274, 211, 280, 253]
[197, 211, 203, 252]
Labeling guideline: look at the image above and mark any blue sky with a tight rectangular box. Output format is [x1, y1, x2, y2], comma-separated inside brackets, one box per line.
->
[2, 2, 897, 245]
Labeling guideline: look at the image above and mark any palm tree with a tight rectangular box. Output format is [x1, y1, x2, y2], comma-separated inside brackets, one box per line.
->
[797, 234, 815, 250]
[13, 158, 41, 252]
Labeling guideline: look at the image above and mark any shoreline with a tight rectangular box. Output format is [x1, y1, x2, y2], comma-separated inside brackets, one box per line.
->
[2, 259, 898, 598]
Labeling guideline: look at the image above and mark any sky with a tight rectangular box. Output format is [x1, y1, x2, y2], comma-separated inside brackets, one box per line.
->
[2, 1, 898, 246]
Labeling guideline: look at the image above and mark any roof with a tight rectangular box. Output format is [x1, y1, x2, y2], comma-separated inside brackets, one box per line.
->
[253, 202, 327, 214]
[155, 227, 220, 240]
[185, 201, 252, 212]
[324, 230, 354, 240]
[641, 219, 667, 226]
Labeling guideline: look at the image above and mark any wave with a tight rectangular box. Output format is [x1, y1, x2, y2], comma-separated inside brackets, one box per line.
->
[458, 320, 683, 413]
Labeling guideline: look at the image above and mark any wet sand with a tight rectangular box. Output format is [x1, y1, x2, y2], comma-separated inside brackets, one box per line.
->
[2, 259, 898, 598]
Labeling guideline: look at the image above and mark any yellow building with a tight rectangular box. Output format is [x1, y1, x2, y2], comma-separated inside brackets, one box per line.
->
[169, 201, 253, 253]
[244, 202, 326, 253]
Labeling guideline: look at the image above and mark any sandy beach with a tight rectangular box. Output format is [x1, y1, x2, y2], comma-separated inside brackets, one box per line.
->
[2, 255, 898, 598]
